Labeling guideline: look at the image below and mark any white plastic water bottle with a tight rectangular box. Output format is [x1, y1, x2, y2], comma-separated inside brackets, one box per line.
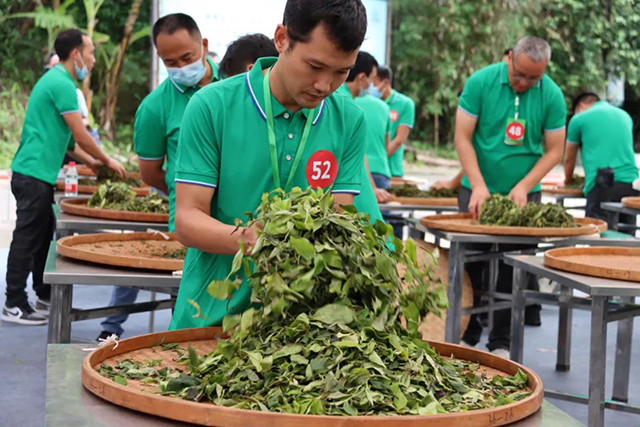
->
[65, 162, 78, 197]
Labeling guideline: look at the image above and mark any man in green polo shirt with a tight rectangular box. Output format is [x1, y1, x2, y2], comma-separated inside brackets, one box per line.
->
[3, 29, 125, 325]
[170, 0, 368, 330]
[564, 91, 639, 223]
[340, 50, 392, 224]
[372, 66, 415, 178]
[97, 13, 221, 340]
[455, 36, 566, 356]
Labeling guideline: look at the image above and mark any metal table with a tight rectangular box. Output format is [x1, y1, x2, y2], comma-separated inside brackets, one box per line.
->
[46, 343, 585, 427]
[378, 203, 458, 212]
[544, 193, 586, 210]
[506, 254, 640, 427]
[54, 202, 169, 237]
[44, 243, 180, 344]
[601, 202, 640, 233]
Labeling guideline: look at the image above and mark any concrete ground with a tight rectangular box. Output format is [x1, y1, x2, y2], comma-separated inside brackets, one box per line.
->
[1, 166, 640, 426]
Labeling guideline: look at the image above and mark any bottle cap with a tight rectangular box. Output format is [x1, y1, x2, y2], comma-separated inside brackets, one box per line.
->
[69, 162, 76, 166]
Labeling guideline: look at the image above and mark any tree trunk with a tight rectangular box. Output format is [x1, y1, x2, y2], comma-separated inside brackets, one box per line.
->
[434, 113, 440, 147]
[100, 0, 144, 138]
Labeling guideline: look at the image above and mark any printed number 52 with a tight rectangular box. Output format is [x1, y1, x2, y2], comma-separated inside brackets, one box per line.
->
[311, 161, 331, 180]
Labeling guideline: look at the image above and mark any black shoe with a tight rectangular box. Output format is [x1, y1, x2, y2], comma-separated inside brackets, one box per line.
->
[97, 330, 120, 342]
[525, 305, 542, 327]
[1, 303, 48, 325]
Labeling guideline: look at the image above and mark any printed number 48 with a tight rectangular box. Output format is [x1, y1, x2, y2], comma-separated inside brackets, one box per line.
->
[509, 126, 522, 137]
[311, 161, 332, 180]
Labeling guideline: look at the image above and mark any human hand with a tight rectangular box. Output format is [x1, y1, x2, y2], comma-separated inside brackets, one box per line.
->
[509, 184, 528, 208]
[106, 157, 126, 178]
[468, 185, 490, 219]
[375, 188, 393, 203]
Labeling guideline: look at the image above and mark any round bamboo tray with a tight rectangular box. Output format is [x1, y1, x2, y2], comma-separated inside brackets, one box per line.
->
[72, 164, 142, 179]
[541, 185, 583, 196]
[390, 196, 458, 207]
[82, 327, 543, 427]
[56, 181, 149, 196]
[57, 232, 184, 271]
[390, 177, 421, 187]
[60, 198, 169, 223]
[421, 213, 606, 237]
[545, 246, 640, 282]
[398, 241, 472, 341]
[621, 197, 640, 210]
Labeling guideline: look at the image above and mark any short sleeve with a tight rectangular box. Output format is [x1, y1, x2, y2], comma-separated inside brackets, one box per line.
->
[175, 91, 220, 188]
[398, 98, 416, 128]
[134, 99, 167, 161]
[76, 89, 89, 118]
[54, 82, 80, 115]
[333, 113, 366, 195]
[458, 72, 483, 118]
[544, 85, 567, 132]
[566, 115, 582, 145]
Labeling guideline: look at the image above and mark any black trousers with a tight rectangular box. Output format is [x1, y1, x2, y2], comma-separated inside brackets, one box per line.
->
[5, 173, 56, 307]
[458, 187, 540, 351]
[586, 181, 639, 225]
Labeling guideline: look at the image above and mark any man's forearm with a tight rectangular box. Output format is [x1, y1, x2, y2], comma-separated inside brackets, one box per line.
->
[67, 146, 98, 168]
[143, 170, 168, 193]
[387, 136, 404, 156]
[176, 207, 251, 255]
[518, 149, 563, 192]
[75, 130, 111, 164]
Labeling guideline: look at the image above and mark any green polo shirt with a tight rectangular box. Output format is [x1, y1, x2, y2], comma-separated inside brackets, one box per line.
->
[356, 95, 391, 178]
[170, 58, 366, 330]
[336, 84, 385, 224]
[459, 62, 566, 195]
[12, 64, 78, 185]
[567, 101, 638, 195]
[385, 90, 415, 177]
[134, 57, 219, 231]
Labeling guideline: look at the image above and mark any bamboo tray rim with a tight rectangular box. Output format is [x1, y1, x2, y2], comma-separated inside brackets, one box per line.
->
[544, 246, 640, 283]
[81, 327, 543, 427]
[421, 213, 606, 237]
[59, 198, 169, 223]
[540, 186, 583, 196]
[56, 232, 183, 272]
[56, 181, 149, 196]
[621, 197, 640, 210]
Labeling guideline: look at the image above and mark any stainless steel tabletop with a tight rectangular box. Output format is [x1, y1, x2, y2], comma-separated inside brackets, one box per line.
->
[43, 243, 180, 288]
[45, 344, 584, 427]
[601, 202, 640, 216]
[505, 254, 640, 297]
[426, 227, 608, 245]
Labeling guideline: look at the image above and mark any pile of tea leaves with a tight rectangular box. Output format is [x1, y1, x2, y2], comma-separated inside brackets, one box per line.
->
[99, 188, 531, 416]
[389, 184, 458, 199]
[565, 174, 585, 190]
[479, 194, 578, 228]
[154, 246, 187, 260]
[79, 165, 141, 187]
[88, 182, 168, 214]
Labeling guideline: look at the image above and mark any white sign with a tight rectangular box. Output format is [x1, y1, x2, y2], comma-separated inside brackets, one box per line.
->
[157, 0, 388, 83]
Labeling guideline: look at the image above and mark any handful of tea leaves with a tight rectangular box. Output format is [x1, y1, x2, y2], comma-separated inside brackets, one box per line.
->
[88, 182, 168, 214]
[479, 194, 578, 228]
[565, 174, 585, 190]
[389, 184, 458, 199]
[99, 188, 531, 415]
[79, 165, 141, 187]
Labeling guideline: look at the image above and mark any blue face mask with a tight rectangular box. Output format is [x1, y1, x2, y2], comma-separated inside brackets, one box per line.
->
[367, 83, 383, 99]
[166, 46, 206, 87]
[74, 56, 88, 81]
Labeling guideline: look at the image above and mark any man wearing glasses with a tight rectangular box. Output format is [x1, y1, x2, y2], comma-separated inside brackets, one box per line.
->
[453, 36, 566, 356]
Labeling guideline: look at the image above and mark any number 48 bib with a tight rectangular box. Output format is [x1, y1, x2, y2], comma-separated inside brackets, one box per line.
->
[504, 118, 526, 146]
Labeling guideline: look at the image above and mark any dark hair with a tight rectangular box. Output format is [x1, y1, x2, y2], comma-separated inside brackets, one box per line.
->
[346, 51, 378, 82]
[54, 29, 84, 61]
[283, 0, 367, 52]
[219, 34, 279, 77]
[376, 65, 392, 83]
[572, 91, 600, 112]
[152, 13, 201, 46]
[503, 47, 513, 56]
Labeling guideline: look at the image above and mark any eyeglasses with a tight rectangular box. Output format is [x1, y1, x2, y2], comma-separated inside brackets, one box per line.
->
[511, 57, 543, 84]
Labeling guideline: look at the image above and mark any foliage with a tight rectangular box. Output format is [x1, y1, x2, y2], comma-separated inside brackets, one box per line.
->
[479, 194, 578, 227]
[0, 80, 29, 169]
[388, 184, 459, 199]
[565, 174, 585, 190]
[87, 181, 168, 213]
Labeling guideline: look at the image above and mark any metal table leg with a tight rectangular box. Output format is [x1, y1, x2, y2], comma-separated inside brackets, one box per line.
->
[588, 296, 608, 427]
[612, 296, 634, 403]
[488, 244, 499, 332]
[510, 266, 526, 363]
[47, 284, 72, 344]
[148, 291, 157, 333]
[556, 284, 573, 371]
[445, 242, 465, 343]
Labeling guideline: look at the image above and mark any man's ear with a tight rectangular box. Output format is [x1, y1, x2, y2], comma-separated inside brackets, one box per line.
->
[245, 62, 255, 73]
[202, 38, 209, 54]
[274, 24, 290, 54]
